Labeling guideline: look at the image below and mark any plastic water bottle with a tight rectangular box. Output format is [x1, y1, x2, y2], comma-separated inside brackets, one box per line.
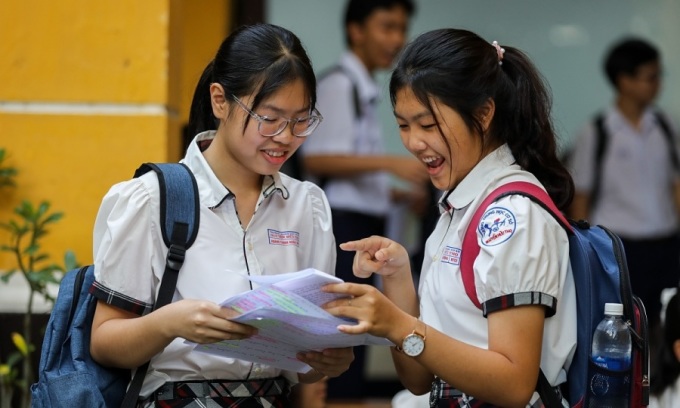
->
[589, 303, 632, 407]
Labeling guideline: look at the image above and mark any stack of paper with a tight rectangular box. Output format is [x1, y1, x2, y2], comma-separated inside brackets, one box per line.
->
[188, 268, 393, 372]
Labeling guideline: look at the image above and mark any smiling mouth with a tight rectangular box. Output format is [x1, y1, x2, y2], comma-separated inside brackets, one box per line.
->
[423, 156, 445, 168]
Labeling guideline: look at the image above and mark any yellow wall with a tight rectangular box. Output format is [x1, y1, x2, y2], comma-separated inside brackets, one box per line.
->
[0, 0, 230, 270]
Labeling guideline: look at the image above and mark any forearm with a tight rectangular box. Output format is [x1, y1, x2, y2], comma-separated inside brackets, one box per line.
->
[397, 325, 538, 407]
[304, 155, 395, 178]
[568, 192, 590, 221]
[91, 301, 176, 369]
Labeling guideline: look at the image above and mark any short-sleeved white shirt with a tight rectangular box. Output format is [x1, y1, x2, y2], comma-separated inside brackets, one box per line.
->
[300, 51, 391, 216]
[92, 131, 336, 397]
[569, 107, 680, 238]
[418, 145, 577, 402]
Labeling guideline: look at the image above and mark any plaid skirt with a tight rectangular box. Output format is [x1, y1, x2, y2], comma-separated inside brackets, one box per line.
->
[430, 377, 569, 408]
[139, 377, 291, 408]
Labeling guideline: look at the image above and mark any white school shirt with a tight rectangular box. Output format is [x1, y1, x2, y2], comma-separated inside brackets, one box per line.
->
[418, 145, 577, 404]
[300, 51, 391, 216]
[569, 107, 680, 238]
[92, 131, 336, 397]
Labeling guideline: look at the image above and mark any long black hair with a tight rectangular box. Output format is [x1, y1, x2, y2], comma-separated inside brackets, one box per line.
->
[389, 28, 574, 210]
[188, 23, 316, 137]
[651, 290, 680, 396]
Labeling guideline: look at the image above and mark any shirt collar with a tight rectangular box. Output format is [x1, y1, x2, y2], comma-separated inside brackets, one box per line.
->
[340, 51, 379, 104]
[607, 105, 658, 135]
[181, 131, 290, 208]
[439, 144, 516, 213]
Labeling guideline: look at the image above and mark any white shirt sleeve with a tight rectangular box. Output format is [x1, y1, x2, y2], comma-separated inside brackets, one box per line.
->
[306, 182, 337, 275]
[474, 195, 567, 309]
[92, 174, 165, 308]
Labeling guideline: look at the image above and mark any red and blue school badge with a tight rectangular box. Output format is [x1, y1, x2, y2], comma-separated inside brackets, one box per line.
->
[478, 207, 516, 246]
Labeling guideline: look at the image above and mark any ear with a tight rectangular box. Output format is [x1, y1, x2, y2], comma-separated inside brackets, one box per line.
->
[347, 21, 364, 48]
[478, 98, 496, 132]
[673, 339, 680, 362]
[210, 83, 228, 120]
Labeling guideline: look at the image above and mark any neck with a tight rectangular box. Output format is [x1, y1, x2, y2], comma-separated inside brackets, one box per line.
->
[351, 48, 375, 75]
[615, 96, 648, 129]
[202, 134, 263, 196]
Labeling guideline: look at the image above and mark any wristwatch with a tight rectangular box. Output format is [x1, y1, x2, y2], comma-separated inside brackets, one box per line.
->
[399, 318, 427, 357]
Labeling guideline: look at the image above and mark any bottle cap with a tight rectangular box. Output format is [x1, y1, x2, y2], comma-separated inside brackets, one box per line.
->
[604, 303, 624, 316]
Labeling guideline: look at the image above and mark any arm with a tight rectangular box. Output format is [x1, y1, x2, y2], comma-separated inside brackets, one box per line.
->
[91, 299, 255, 368]
[569, 192, 590, 221]
[303, 155, 429, 185]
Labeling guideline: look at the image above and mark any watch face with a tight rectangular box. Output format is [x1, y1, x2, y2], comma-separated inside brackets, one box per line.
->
[402, 333, 425, 357]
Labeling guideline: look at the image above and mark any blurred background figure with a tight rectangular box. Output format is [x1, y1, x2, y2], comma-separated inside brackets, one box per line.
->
[650, 288, 680, 408]
[568, 38, 680, 337]
[296, 0, 427, 400]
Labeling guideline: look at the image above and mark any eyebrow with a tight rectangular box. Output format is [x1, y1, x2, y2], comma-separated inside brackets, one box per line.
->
[259, 103, 311, 116]
[393, 110, 433, 121]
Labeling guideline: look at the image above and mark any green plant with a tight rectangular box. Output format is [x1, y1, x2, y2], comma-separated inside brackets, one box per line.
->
[0, 148, 77, 408]
[0, 149, 18, 191]
[0, 201, 77, 408]
[0, 333, 27, 408]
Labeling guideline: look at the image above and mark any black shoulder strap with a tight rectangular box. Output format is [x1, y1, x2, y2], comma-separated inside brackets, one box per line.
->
[590, 113, 608, 210]
[654, 111, 680, 171]
[121, 162, 200, 408]
[318, 64, 362, 119]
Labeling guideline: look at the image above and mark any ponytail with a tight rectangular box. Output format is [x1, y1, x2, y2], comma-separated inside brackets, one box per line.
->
[187, 60, 218, 137]
[497, 48, 574, 210]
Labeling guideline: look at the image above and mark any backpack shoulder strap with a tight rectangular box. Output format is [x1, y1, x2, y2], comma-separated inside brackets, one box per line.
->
[121, 162, 200, 408]
[460, 181, 571, 309]
[653, 110, 680, 171]
[460, 181, 570, 408]
[590, 112, 608, 210]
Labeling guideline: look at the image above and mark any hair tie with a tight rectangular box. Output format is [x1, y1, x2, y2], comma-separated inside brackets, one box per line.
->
[491, 41, 505, 65]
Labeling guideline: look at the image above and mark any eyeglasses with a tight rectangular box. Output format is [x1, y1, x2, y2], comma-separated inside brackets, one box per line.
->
[231, 95, 323, 137]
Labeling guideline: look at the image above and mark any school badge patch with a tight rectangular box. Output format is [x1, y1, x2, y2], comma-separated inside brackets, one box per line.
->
[440, 246, 461, 265]
[478, 207, 516, 246]
[267, 229, 300, 246]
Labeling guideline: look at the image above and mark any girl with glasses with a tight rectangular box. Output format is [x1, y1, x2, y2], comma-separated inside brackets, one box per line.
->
[89, 23, 351, 407]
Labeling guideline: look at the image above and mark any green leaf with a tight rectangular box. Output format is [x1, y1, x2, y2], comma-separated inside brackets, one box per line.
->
[44, 212, 64, 224]
[64, 250, 78, 270]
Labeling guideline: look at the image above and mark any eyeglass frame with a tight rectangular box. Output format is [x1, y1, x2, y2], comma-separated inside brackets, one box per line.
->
[231, 94, 323, 137]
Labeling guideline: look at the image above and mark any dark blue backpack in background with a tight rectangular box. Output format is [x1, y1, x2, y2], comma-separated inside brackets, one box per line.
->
[30, 163, 200, 408]
[461, 181, 650, 407]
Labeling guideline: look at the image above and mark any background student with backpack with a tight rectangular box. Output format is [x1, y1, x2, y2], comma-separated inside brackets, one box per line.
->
[294, 0, 429, 399]
[321, 28, 578, 406]
[87, 23, 353, 407]
[568, 37, 680, 334]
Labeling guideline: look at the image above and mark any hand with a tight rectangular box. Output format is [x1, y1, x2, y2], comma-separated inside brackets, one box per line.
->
[390, 157, 430, 185]
[322, 282, 412, 340]
[339, 235, 410, 279]
[297, 347, 354, 378]
[163, 299, 257, 344]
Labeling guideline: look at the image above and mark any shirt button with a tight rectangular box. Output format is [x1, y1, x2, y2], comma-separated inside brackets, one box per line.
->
[248, 243, 254, 251]
[253, 366, 262, 374]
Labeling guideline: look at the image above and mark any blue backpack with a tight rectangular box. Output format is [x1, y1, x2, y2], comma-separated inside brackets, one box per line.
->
[461, 181, 650, 407]
[30, 163, 200, 408]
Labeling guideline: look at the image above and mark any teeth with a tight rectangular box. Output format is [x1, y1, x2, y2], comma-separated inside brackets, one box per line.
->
[266, 151, 284, 157]
[422, 156, 440, 164]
